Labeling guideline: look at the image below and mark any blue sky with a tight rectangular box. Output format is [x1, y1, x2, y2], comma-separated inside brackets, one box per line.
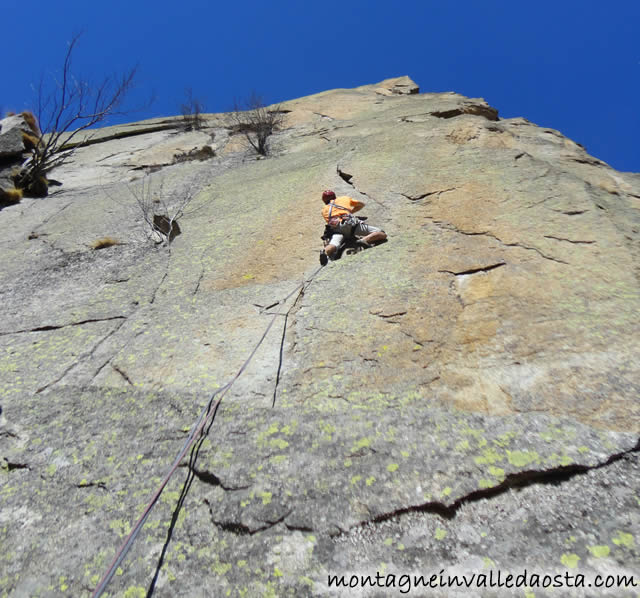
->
[3, 0, 639, 172]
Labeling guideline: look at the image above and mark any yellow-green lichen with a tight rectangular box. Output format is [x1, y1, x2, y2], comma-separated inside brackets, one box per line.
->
[560, 553, 580, 568]
[474, 447, 503, 465]
[260, 492, 272, 505]
[588, 545, 611, 558]
[435, 528, 447, 540]
[488, 466, 505, 478]
[506, 450, 540, 467]
[455, 439, 470, 451]
[351, 437, 371, 452]
[612, 531, 635, 548]
[269, 438, 289, 450]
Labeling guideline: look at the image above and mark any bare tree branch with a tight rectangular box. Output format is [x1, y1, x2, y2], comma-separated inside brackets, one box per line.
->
[16, 32, 140, 197]
[180, 88, 205, 131]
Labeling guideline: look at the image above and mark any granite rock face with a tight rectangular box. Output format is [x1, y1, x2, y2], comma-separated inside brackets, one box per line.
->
[1, 77, 639, 597]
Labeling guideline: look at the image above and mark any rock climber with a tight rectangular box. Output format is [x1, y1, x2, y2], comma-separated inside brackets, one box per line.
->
[319, 190, 387, 266]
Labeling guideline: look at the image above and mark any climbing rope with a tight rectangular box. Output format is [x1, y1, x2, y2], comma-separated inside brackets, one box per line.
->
[91, 265, 324, 598]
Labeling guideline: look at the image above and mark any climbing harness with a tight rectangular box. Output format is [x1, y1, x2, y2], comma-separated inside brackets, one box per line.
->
[91, 265, 324, 598]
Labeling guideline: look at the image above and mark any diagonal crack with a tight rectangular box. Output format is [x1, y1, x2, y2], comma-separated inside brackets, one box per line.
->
[35, 317, 129, 394]
[336, 166, 388, 210]
[112, 365, 134, 386]
[150, 270, 169, 304]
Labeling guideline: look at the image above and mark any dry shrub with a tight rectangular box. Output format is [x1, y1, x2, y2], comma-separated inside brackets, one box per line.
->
[231, 92, 287, 156]
[91, 237, 121, 250]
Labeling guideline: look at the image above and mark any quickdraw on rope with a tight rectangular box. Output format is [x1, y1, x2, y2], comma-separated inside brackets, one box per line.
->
[91, 265, 323, 598]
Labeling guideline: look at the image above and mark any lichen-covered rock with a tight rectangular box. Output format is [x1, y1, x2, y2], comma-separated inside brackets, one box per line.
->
[0, 78, 638, 597]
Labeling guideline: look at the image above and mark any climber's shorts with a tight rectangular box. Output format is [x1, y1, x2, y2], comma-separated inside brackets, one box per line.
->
[327, 219, 381, 249]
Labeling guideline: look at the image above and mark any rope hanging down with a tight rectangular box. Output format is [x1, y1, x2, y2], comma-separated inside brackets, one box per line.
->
[91, 265, 323, 598]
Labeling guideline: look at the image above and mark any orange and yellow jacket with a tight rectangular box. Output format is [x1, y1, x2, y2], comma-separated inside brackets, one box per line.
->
[322, 196, 364, 225]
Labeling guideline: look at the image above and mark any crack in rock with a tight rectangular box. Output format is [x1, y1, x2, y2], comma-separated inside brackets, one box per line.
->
[439, 262, 506, 276]
[204, 498, 290, 535]
[35, 317, 129, 393]
[557, 209, 588, 216]
[77, 481, 107, 490]
[423, 218, 570, 265]
[332, 440, 640, 537]
[150, 270, 169, 304]
[543, 235, 596, 245]
[190, 467, 251, 491]
[400, 187, 456, 202]
[336, 166, 387, 209]
[2, 460, 30, 472]
[370, 308, 408, 319]
[0, 315, 126, 337]
[112, 365, 134, 386]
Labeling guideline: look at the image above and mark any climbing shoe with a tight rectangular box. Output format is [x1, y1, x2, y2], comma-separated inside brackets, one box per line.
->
[319, 251, 328, 266]
[356, 239, 373, 249]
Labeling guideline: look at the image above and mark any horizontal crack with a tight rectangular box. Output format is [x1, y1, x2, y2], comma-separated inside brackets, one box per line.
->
[401, 187, 456, 202]
[205, 498, 290, 535]
[0, 316, 126, 337]
[373, 311, 407, 319]
[191, 467, 251, 492]
[331, 439, 640, 537]
[439, 262, 506, 276]
[285, 523, 314, 533]
[543, 235, 596, 245]
[2, 461, 30, 472]
[423, 219, 569, 265]
[77, 481, 107, 490]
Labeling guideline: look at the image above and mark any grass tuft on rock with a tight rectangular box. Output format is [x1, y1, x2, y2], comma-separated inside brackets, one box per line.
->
[91, 237, 122, 250]
[0, 187, 23, 204]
